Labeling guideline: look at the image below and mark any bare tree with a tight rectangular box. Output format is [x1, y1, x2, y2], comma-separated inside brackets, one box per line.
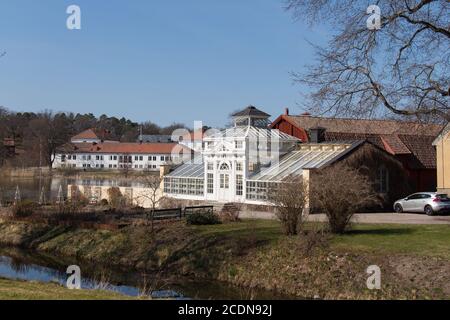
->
[286, 0, 449, 122]
[310, 164, 380, 234]
[268, 176, 308, 235]
[137, 173, 164, 232]
[28, 111, 72, 168]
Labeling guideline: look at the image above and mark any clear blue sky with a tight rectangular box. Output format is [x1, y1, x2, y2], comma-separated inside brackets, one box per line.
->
[0, 0, 329, 127]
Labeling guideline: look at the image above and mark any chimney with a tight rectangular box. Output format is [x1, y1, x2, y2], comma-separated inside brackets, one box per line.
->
[284, 108, 289, 116]
[309, 127, 326, 143]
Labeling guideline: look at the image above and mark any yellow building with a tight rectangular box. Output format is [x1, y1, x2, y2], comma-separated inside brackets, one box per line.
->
[433, 123, 450, 195]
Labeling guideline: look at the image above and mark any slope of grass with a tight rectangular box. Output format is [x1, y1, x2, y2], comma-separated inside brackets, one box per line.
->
[330, 223, 450, 259]
[0, 278, 133, 300]
[194, 220, 450, 259]
[0, 218, 449, 299]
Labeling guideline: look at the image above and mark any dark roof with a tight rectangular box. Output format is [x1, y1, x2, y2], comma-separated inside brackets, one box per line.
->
[272, 115, 444, 169]
[138, 135, 173, 143]
[232, 106, 271, 118]
[284, 115, 442, 136]
[398, 135, 437, 169]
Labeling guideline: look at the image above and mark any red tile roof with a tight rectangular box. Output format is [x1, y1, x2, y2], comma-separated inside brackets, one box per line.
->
[71, 129, 99, 140]
[60, 142, 192, 155]
[271, 115, 444, 169]
[283, 115, 443, 136]
[398, 135, 438, 169]
[71, 128, 116, 141]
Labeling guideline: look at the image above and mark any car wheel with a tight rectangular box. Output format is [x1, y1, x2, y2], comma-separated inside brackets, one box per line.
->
[394, 204, 403, 213]
[425, 205, 434, 216]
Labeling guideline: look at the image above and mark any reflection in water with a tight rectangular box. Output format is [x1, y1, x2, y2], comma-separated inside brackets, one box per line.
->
[0, 247, 288, 300]
[0, 176, 148, 204]
[0, 177, 292, 299]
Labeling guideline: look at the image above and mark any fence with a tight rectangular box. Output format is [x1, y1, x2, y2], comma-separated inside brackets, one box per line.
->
[116, 205, 214, 221]
[0, 204, 215, 229]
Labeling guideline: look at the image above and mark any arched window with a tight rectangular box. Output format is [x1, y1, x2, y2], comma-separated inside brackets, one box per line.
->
[219, 163, 230, 171]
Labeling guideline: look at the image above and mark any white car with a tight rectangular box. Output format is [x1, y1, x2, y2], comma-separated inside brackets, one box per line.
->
[393, 192, 450, 216]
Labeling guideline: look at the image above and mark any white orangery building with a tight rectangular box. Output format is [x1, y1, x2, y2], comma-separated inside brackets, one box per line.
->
[163, 106, 302, 204]
[163, 106, 369, 205]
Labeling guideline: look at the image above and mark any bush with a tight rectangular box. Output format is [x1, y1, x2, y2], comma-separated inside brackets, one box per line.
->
[268, 176, 307, 236]
[99, 199, 109, 206]
[12, 200, 38, 218]
[310, 164, 380, 234]
[219, 203, 242, 222]
[107, 187, 126, 209]
[69, 185, 88, 205]
[56, 201, 83, 216]
[186, 211, 221, 225]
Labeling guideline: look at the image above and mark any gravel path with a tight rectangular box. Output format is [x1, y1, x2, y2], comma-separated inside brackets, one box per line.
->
[240, 211, 450, 225]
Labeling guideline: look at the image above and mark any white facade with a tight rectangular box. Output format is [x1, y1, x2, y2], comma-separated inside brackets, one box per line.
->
[54, 152, 176, 171]
[164, 106, 300, 204]
[67, 183, 164, 208]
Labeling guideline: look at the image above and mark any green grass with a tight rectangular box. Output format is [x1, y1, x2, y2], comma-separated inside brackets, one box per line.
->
[192, 219, 281, 241]
[331, 223, 450, 258]
[0, 278, 134, 300]
[193, 220, 450, 259]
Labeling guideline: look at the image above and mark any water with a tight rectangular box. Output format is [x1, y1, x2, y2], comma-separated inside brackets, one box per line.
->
[0, 175, 147, 205]
[0, 247, 286, 300]
[0, 176, 289, 299]
[0, 176, 291, 299]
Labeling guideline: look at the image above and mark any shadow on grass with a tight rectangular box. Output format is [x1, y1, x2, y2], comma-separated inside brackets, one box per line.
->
[345, 228, 415, 236]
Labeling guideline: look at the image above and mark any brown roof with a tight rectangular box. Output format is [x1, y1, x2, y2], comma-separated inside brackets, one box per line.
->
[274, 115, 444, 169]
[60, 142, 192, 155]
[71, 129, 99, 140]
[398, 135, 438, 169]
[284, 115, 443, 136]
[71, 128, 116, 141]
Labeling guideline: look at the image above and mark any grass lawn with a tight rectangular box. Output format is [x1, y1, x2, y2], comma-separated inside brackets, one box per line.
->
[193, 219, 450, 259]
[0, 278, 134, 300]
[331, 223, 450, 258]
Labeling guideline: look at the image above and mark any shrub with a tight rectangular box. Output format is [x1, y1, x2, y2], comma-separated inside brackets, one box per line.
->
[69, 185, 88, 205]
[56, 200, 84, 216]
[219, 203, 242, 222]
[186, 211, 221, 225]
[99, 199, 109, 206]
[268, 176, 307, 236]
[12, 200, 38, 218]
[310, 164, 381, 234]
[107, 187, 125, 209]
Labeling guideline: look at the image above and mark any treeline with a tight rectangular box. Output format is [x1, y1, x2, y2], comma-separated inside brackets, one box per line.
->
[0, 106, 187, 168]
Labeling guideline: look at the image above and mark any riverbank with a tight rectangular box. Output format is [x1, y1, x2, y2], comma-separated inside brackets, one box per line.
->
[0, 218, 448, 299]
[0, 277, 133, 300]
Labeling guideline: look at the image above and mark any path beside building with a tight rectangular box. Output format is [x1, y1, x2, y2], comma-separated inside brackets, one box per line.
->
[241, 211, 450, 225]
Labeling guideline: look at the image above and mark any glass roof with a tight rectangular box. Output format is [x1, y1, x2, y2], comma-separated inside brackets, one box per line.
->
[166, 163, 204, 178]
[248, 143, 357, 182]
[204, 127, 300, 142]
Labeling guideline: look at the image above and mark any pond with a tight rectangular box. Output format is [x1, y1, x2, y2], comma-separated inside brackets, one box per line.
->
[0, 175, 147, 205]
[0, 247, 288, 300]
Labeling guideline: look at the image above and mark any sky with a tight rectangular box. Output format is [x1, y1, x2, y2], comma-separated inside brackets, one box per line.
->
[0, 0, 330, 128]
